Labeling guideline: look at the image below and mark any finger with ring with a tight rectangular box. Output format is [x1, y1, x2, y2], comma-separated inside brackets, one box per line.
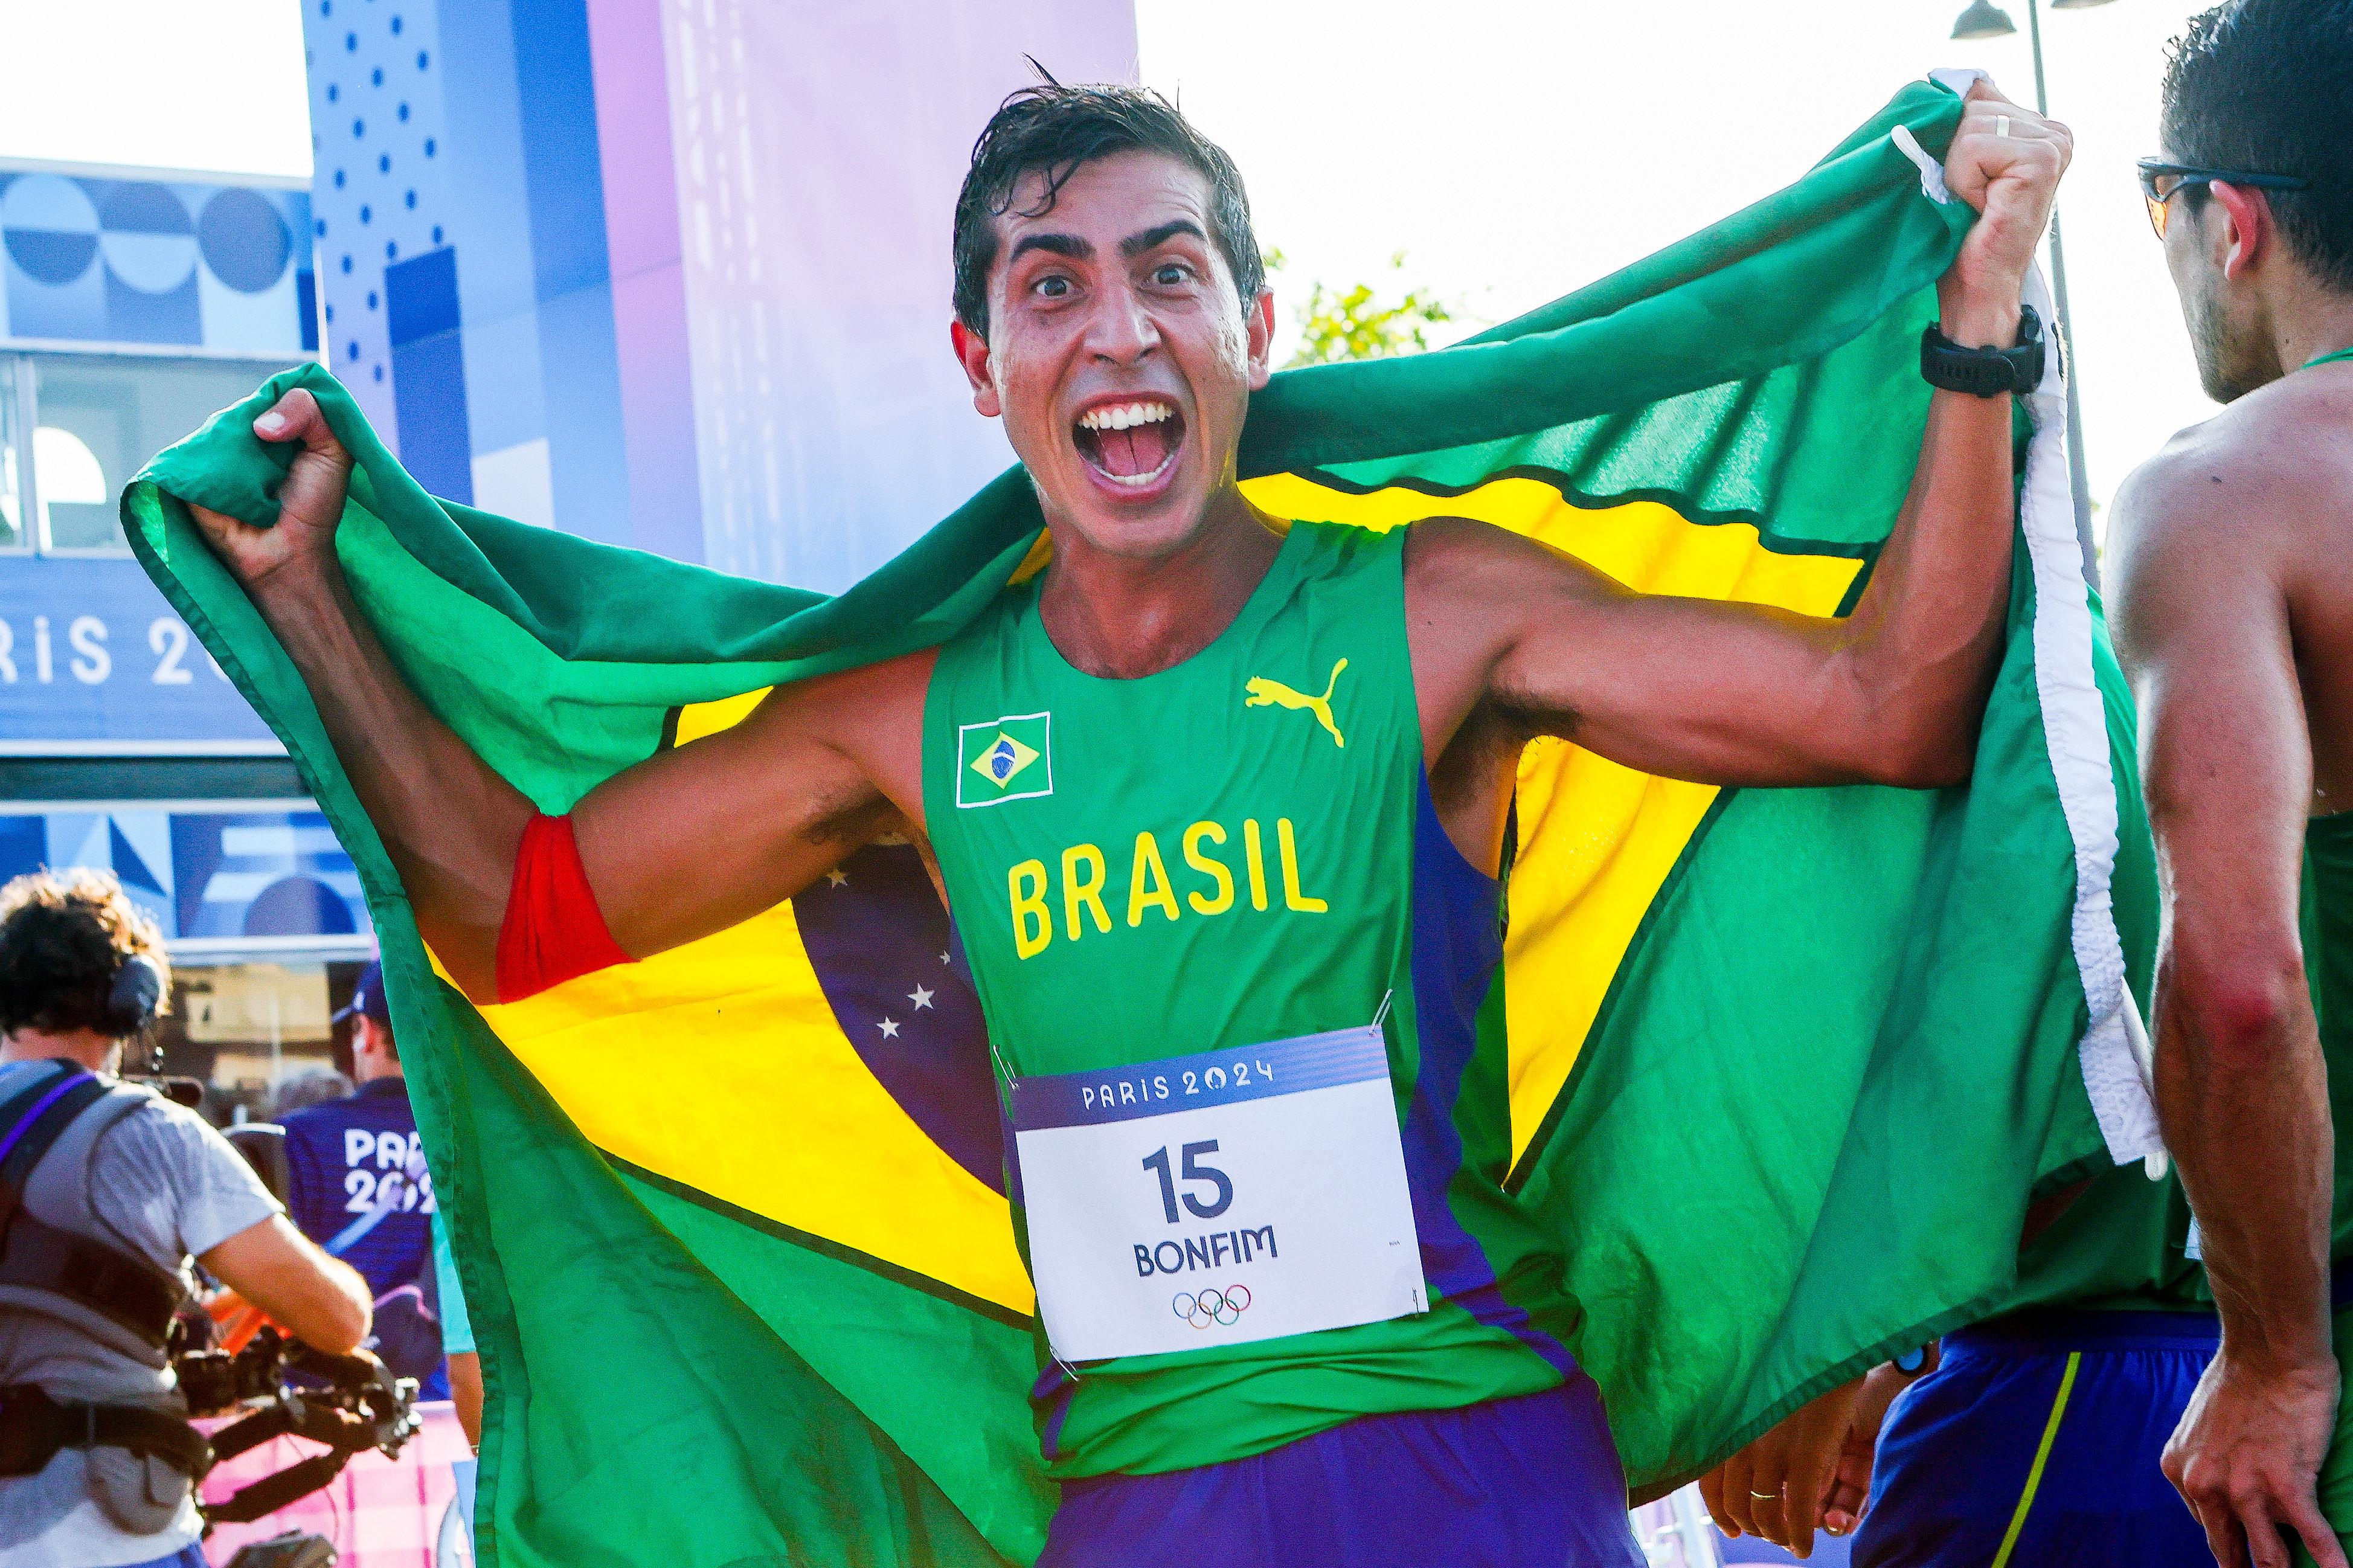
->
[1994, 114, 2011, 138]
[1751, 1488, 1780, 1500]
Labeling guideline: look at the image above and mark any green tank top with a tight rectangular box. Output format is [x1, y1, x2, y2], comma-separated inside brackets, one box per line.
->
[922, 521, 1573, 1478]
[2303, 811, 2353, 1264]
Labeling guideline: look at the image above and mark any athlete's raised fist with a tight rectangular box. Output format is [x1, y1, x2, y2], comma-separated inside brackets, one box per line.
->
[185, 387, 354, 590]
[1941, 78, 2073, 308]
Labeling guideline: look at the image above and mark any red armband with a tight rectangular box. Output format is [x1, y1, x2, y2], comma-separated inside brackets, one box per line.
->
[495, 814, 634, 1003]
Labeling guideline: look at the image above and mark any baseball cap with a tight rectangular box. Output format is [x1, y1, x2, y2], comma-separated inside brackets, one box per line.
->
[334, 960, 393, 1026]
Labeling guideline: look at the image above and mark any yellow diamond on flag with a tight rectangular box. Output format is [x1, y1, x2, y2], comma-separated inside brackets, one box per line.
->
[971, 730, 1039, 789]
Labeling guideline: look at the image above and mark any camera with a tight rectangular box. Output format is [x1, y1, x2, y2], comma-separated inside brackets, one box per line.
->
[174, 1332, 286, 1419]
[169, 1323, 423, 1528]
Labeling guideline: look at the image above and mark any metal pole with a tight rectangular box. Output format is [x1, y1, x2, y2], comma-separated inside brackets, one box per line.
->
[2024, 0, 2104, 585]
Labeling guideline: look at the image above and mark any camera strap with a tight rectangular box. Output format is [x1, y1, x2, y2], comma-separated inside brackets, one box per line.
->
[0, 1063, 190, 1351]
[0, 1383, 214, 1481]
[0, 1064, 109, 1186]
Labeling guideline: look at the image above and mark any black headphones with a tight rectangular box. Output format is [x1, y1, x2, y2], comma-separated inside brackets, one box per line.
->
[103, 951, 165, 1039]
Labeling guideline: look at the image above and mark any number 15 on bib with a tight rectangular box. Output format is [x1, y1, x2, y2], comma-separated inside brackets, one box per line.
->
[1008, 1023, 1426, 1363]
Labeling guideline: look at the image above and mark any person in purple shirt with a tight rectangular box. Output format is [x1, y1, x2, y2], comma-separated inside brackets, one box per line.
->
[278, 961, 445, 1398]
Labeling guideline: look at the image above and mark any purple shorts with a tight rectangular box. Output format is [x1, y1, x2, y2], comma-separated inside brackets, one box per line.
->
[1039, 1378, 1646, 1567]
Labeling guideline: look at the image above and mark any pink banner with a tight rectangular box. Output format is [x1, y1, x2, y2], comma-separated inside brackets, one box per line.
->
[202, 1403, 474, 1568]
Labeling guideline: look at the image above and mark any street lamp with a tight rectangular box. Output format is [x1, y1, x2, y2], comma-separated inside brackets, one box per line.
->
[1952, 1, 2018, 39]
[1949, 0, 2114, 583]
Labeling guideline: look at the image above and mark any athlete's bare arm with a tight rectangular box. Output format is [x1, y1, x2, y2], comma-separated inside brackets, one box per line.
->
[2115, 390, 2353, 1568]
[568, 653, 929, 959]
[1410, 85, 2062, 862]
[1408, 358, 2014, 788]
[185, 391, 925, 999]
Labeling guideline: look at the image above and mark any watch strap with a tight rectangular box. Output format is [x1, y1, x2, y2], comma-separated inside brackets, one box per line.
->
[1920, 302, 2045, 397]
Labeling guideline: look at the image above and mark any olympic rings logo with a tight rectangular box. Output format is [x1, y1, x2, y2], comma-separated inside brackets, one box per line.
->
[1172, 1285, 1253, 1330]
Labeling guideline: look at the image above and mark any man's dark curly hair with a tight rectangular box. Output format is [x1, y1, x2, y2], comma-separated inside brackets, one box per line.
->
[2162, 0, 2353, 292]
[0, 869, 172, 1038]
[951, 80, 1263, 336]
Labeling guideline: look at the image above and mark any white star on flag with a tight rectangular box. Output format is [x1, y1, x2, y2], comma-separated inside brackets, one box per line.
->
[909, 986, 934, 1010]
[878, 1018, 899, 1039]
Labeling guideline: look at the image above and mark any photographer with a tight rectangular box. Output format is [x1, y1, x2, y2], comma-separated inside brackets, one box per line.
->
[0, 870, 371, 1568]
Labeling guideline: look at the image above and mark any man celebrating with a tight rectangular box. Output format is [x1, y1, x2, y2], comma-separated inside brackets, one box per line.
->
[2107, 4, 2353, 1566]
[182, 79, 2066, 1565]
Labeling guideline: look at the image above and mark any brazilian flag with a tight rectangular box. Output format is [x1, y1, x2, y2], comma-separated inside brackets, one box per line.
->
[127, 77, 2157, 1566]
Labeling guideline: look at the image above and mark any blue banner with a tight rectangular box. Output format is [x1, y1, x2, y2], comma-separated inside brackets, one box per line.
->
[0, 804, 370, 945]
[0, 554, 276, 749]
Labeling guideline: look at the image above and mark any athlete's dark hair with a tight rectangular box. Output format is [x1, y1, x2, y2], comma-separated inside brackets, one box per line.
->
[0, 869, 171, 1038]
[2162, 0, 2353, 292]
[952, 78, 1263, 336]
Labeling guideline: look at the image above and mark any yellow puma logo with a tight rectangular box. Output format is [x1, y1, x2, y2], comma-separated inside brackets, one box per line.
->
[1244, 658, 1349, 749]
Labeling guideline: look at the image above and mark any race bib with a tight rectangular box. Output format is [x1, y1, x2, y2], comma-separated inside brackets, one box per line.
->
[1009, 1023, 1425, 1363]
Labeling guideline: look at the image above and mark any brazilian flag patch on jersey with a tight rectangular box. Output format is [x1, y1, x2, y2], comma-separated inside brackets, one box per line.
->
[957, 712, 1054, 808]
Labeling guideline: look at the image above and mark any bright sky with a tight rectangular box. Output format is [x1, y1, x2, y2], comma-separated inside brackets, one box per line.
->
[1136, 0, 2217, 533]
[0, 0, 2215, 532]
[0, 1, 311, 178]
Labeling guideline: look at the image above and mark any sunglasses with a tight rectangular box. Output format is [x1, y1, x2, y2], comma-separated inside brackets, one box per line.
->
[2138, 158, 2311, 239]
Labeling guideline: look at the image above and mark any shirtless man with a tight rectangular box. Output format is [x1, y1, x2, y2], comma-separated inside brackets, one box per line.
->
[178, 80, 2064, 1567]
[2106, 3, 2353, 1566]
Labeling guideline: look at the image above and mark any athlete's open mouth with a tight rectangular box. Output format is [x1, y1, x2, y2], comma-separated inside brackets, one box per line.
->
[1072, 399, 1184, 490]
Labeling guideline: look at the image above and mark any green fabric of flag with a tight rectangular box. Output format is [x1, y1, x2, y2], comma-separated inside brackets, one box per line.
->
[125, 77, 2157, 1564]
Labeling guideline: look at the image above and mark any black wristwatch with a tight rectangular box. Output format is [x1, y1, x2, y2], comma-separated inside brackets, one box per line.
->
[1919, 302, 2044, 397]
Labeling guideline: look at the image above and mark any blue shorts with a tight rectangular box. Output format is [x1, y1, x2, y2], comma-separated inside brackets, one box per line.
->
[1039, 1380, 1645, 1568]
[1855, 1309, 2217, 1568]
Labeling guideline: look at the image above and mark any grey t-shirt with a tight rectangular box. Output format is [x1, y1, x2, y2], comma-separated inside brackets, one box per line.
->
[0, 1059, 279, 1567]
